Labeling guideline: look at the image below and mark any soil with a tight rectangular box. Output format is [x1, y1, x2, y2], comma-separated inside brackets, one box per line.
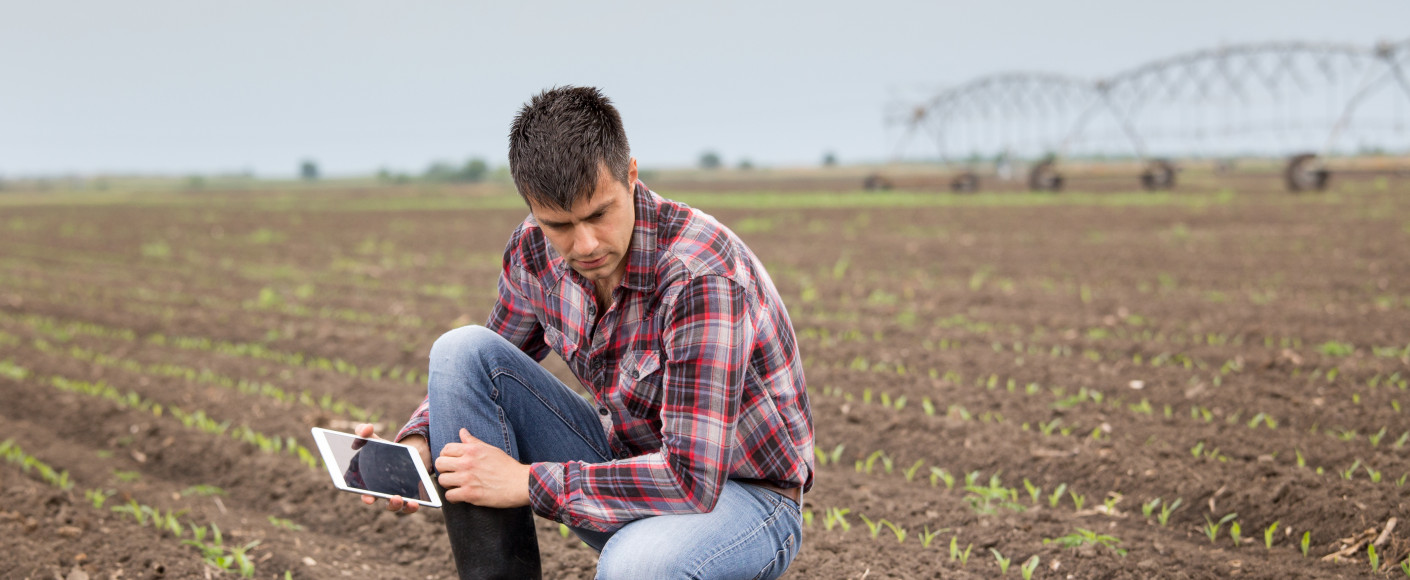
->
[1, 167, 1408, 579]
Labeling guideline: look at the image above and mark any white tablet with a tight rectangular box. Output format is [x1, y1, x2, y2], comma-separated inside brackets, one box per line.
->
[310, 427, 442, 509]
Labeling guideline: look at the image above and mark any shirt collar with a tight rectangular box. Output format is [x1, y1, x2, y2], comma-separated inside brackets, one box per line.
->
[621, 180, 657, 292]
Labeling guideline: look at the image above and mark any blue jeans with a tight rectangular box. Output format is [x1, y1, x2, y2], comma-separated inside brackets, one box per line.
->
[427, 326, 802, 580]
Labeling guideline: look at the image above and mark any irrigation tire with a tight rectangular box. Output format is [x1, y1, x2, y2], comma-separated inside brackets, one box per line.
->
[1140, 159, 1177, 191]
[950, 172, 980, 193]
[1028, 161, 1063, 192]
[1285, 153, 1330, 192]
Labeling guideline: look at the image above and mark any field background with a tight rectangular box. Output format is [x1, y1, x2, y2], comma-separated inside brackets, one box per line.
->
[2, 166, 1409, 579]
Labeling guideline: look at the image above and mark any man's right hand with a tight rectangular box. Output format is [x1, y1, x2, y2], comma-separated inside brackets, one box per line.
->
[353, 423, 432, 515]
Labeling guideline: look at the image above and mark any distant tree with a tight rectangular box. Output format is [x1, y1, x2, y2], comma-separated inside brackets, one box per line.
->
[423, 157, 490, 182]
[822, 151, 838, 167]
[698, 151, 722, 170]
[737, 158, 755, 171]
[300, 159, 320, 181]
[460, 158, 489, 182]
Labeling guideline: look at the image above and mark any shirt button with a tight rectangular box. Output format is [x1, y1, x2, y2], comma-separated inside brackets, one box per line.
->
[598, 407, 609, 416]
[591, 359, 602, 370]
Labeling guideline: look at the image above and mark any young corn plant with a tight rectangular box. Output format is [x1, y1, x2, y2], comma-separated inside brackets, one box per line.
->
[1048, 483, 1068, 508]
[858, 514, 883, 540]
[992, 549, 1012, 575]
[1204, 513, 1238, 543]
[1141, 497, 1162, 519]
[1300, 531, 1311, 557]
[1020, 556, 1040, 580]
[882, 519, 907, 544]
[1070, 491, 1086, 511]
[1368, 544, 1379, 572]
[1230, 521, 1243, 547]
[1023, 478, 1041, 504]
[1043, 528, 1126, 556]
[904, 459, 925, 482]
[919, 526, 946, 548]
[1264, 521, 1279, 549]
[930, 467, 955, 490]
[823, 507, 851, 532]
[1157, 498, 1183, 526]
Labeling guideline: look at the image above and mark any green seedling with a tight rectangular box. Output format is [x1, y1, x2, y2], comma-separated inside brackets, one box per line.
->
[1368, 544, 1379, 572]
[1264, 521, 1279, 549]
[823, 507, 851, 532]
[919, 525, 946, 548]
[1023, 478, 1041, 504]
[1341, 459, 1362, 480]
[1366, 466, 1382, 483]
[1142, 497, 1161, 518]
[930, 467, 955, 489]
[828, 444, 845, 465]
[182, 484, 226, 497]
[957, 542, 973, 566]
[1044, 528, 1126, 556]
[882, 519, 907, 543]
[85, 488, 113, 509]
[1070, 491, 1086, 511]
[1399, 558, 1409, 575]
[1020, 556, 1040, 580]
[904, 459, 925, 482]
[558, 523, 571, 538]
[921, 397, 935, 416]
[1370, 427, 1388, 447]
[1048, 483, 1068, 508]
[801, 510, 813, 528]
[858, 514, 883, 539]
[991, 549, 1011, 575]
[1157, 498, 1182, 526]
[1300, 531, 1311, 557]
[1230, 521, 1243, 546]
[1295, 449, 1306, 468]
[112, 469, 142, 483]
[1204, 513, 1237, 543]
[267, 516, 303, 531]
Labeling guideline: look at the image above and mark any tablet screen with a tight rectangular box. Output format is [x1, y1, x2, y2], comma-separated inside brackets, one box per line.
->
[319, 430, 432, 502]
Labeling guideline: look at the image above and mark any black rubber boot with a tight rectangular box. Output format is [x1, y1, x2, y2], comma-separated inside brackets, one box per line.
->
[441, 492, 542, 579]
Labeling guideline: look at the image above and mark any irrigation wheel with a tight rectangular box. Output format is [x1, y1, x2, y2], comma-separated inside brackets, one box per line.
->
[1140, 159, 1177, 191]
[1285, 153, 1330, 192]
[1028, 161, 1063, 192]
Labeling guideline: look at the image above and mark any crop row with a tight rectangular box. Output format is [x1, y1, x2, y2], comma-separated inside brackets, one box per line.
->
[0, 310, 426, 386]
[0, 438, 269, 577]
[1, 359, 321, 469]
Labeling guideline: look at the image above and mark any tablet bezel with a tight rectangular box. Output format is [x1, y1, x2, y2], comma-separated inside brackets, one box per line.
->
[310, 427, 443, 509]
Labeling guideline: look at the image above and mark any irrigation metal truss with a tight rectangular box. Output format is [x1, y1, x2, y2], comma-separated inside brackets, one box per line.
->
[887, 39, 1410, 192]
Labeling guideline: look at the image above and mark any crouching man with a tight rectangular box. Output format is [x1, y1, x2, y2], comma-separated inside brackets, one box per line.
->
[357, 86, 813, 579]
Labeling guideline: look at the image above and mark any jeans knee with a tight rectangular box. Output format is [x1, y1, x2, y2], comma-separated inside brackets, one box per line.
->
[595, 534, 694, 579]
[428, 325, 504, 382]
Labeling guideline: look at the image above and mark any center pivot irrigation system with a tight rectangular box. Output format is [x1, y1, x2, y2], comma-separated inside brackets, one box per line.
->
[885, 39, 1410, 192]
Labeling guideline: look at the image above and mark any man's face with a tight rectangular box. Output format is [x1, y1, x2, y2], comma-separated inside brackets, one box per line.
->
[529, 158, 639, 288]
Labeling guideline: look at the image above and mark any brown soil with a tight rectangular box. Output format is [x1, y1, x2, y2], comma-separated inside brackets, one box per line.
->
[2, 168, 1408, 579]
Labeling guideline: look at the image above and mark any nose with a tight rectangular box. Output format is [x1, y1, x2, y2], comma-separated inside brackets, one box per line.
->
[572, 226, 599, 257]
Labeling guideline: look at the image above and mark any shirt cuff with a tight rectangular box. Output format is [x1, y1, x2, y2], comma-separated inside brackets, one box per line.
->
[528, 462, 567, 522]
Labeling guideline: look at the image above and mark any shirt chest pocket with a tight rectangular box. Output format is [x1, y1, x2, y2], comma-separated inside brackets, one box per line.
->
[617, 349, 664, 419]
[542, 325, 579, 360]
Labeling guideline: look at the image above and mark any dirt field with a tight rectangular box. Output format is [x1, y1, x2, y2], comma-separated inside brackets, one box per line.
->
[2, 168, 1408, 579]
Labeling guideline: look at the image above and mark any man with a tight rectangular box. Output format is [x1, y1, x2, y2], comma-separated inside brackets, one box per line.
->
[357, 86, 813, 579]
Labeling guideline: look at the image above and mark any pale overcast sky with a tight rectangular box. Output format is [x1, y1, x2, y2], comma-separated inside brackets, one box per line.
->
[2, 1, 1407, 176]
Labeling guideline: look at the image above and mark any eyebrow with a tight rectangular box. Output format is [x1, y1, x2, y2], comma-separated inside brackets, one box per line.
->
[538, 198, 615, 228]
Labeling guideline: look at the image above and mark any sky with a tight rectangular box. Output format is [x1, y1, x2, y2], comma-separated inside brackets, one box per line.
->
[2, 0, 1408, 177]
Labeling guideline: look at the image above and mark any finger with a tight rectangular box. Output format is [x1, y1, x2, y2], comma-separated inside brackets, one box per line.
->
[402, 501, 420, 515]
[355, 423, 374, 438]
[459, 428, 474, 444]
[386, 496, 403, 512]
[361, 495, 375, 505]
[439, 442, 467, 457]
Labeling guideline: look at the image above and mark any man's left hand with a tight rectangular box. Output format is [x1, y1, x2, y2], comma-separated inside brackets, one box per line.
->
[435, 428, 532, 508]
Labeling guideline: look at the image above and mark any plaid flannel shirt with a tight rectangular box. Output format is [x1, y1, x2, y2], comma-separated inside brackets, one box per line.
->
[396, 182, 813, 532]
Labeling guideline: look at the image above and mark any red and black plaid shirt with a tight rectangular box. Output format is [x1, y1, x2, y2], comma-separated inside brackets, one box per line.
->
[397, 182, 813, 532]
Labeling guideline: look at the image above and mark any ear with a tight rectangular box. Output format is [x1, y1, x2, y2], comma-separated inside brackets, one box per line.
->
[627, 157, 639, 186]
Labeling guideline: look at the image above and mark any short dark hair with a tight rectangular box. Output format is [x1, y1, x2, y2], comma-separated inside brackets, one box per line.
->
[508, 86, 631, 211]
